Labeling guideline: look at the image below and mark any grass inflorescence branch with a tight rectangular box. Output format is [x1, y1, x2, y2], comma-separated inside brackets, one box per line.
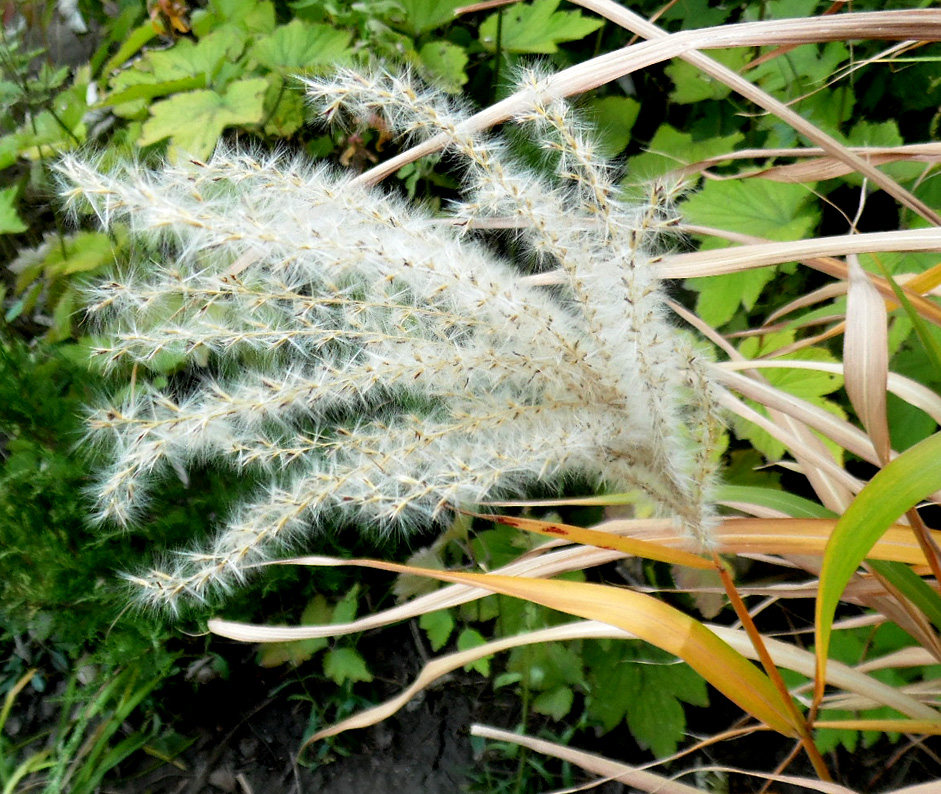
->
[59, 67, 723, 613]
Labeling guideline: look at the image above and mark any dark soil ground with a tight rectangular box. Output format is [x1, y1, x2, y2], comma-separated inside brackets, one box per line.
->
[7, 618, 941, 794]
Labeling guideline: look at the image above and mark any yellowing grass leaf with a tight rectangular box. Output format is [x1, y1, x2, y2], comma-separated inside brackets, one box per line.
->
[813, 719, 941, 734]
[280, 557, 801, 736]
[480, 513, 713, 569]
[816, 431, 941, 696]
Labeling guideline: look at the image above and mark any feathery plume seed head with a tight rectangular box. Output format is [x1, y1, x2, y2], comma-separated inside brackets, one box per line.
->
[61, 67, 723, 611]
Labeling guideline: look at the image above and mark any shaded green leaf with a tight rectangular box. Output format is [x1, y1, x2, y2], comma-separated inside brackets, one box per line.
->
[585, 96, 640, 157]
[419, 609, 455, 652]
[532, 686, 574, 721]
[666, 48, 751, 104]
[0, 187, 27, 235]
[418, 41, 469, 93]
[457, 628, 490, 676]
[627, 125, 744, 182]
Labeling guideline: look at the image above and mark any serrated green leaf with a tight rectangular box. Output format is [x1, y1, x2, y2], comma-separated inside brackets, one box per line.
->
[846, 120, 922, 185]
[532, 686, 574, 721]
[751, 41, 848, 99]
[418, 41, 468, 93]
[395, 0, 465, 35]
[683, 179, 820, 242]
[419, 609, 454, 652]
[255, 594, 331, 668]
[331, 585, 360, 625]
[508, 642, 584, 692]
[479, 0, 604, 55]
[627, 125, 744, 182]
[457, 628, 490, 676]
[191, 0, 276, 36]
[262, 80, 307, 137]
[0, 187, 26, 235]
[139, 77, 268, 159]
[102, 75, 207, 107]
[666, 48, 751, 104]
[251, 19, 352, 74]
[729, 335, 846, 461]
[683, 180, 819, 327]
[322, 647, 373, 685]
[585, 643, 707, 757]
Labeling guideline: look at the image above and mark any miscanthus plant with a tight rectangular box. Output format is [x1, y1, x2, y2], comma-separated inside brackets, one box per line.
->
[58, 68, 722, 612]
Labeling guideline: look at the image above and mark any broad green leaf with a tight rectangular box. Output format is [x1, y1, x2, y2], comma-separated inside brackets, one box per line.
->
[585, 96, 640, 157]
[661, 0, 730, 27]
[262, 81, 307, 137]
[532, 685, 574, 721]
[479, 0, 604, 55]
[331, 584, 360, 625]
[0, 135, 19, 170]
[683, 180, 819, 327]
[250, 19, 352, 74]
[191, 0, 276, 36]
[419, 609, 455, 651]
[816, 431, 941, 691]
[683, 179, 820, 243]
[751, 41, 849, 99]
[418, 41, 469, 93]
[846, 120, 923, 185]
[457, 628, 490, 676]
[585, 642, 707, 757]
[139, 77, 268, 159]
[730, 335, 846, 462]
[0, 187, 26, 235]
[395, 0, 465, 35]
[626, 125, 744, 182]
[323, 647, 373, 685]
[101, 75, 207, 108]
[508, 642, 584, 692]
[666, 48, 751, 104]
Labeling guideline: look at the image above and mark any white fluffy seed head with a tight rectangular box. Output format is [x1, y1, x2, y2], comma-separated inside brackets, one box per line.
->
[62, 68, 722, 611]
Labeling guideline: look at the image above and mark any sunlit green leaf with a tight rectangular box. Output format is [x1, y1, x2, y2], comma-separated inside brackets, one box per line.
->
[394, 0, 465, 35]
[323, 647, 373, 685]
[139, 77, 268, 159]
[251, 19, 352, 74]
[479, 0, 604, 54]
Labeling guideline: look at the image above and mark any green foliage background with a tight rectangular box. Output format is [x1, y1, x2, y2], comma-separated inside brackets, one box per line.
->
[1, 0, 940, 789]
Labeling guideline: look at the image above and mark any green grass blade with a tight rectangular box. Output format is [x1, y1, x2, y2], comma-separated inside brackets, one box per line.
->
[816, 431, 941, 687]
[717, 485, 836, 519]
[873, 260, 941, 380]
[869, 559, 941, 634]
